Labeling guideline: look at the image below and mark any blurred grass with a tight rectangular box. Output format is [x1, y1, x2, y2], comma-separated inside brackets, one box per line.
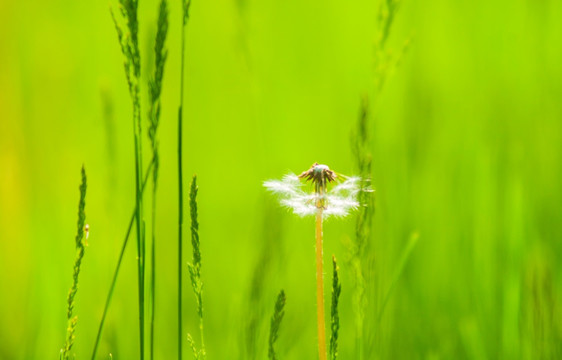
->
[1, 0, 562, 359]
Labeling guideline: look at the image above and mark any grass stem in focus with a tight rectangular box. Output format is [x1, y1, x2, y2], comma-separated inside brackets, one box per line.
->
[268, 290, 286, 360]
[63, 166, 88, 360]
[91, 159, 154, 360]
[178, 0, 192, 356]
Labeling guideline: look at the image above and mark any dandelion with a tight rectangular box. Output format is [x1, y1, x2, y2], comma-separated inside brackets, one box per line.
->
[264, 163, 365, 360]
[264, 163, 362, 218]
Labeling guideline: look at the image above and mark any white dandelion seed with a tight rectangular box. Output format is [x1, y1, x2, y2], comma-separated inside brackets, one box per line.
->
[263, 163, 364, 218]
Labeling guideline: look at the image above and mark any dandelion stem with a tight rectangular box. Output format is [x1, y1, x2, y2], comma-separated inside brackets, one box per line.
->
[316, 208, 327, 360]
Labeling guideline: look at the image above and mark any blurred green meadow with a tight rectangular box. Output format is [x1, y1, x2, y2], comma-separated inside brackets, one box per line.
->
[1, 0, 562, 358]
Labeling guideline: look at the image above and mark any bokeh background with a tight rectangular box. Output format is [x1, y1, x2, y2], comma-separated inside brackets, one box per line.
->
[1, 0, 562, 358]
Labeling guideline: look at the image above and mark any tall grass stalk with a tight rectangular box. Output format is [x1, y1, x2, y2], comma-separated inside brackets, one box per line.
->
[521, 249, 562, 359]
[349, 0, 407, 357]
[62, 166, 87, 360]
[187, 175, 206, 359]
[111, 0, 146, 358]
[350, 98, 373, 360]
[149, 160, 158, 359]
[330, 256, 341, 360]
[147, 1, 169, 359]
[374, 0, 404, 92]
[268, 290, 286, 360]
[90, 159, 154, 360]
[178, 0, 193, 357]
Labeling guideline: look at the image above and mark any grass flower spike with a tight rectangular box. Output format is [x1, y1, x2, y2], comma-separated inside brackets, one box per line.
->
[265, 163, 364, 360]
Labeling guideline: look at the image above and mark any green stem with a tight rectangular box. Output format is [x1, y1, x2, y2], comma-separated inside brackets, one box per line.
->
[133, 96, 146, 360]
[177, 22, 186, 360]
[150, 174, 157, 360]
[178, 1, 192, 356]
[90, 159, 154, 360]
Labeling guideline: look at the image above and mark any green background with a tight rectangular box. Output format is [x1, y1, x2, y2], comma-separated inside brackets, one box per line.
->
[1, 0, 561, 358]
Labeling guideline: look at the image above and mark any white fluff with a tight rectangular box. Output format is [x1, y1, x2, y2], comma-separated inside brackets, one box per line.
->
[264, 173, 364, 218]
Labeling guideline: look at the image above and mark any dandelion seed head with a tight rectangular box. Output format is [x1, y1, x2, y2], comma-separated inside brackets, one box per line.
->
[299, 163, 337, 187]
[264, 164, 366, 218]
[313, 164, 330, 173]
